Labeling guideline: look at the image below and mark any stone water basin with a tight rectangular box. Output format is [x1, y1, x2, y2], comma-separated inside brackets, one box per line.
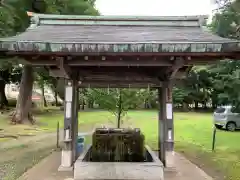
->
[74, 145, 164, 180]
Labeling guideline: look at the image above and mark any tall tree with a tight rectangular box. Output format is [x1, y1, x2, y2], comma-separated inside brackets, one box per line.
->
[10, 0, 99, 123]
[172, 0, 240, 111]
[11, 0, 46, 123]
[12, 65, 35, 124]
[209, 0, 240, 109]
[0, 1, 27, 109]
[35, 68, 50, 107]
[0, 63, 22, 109]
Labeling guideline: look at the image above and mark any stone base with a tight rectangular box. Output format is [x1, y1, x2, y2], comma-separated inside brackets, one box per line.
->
[60, 149, 73, 169]
[58, 165, 73, 172]
[74, 145, 164, 180]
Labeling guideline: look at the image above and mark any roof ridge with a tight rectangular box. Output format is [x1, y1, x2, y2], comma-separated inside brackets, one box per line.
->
[27, 12, 208, 27]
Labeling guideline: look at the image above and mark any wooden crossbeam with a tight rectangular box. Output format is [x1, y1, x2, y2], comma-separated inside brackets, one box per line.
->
[24, 56, 172, 67]
[78, 81, 162, 88]
[7, 51, 240, 58]
[80, 79, 161, 84]
[78, 70, 157, 81]
[78, 80, 184, 88]
[68, 58, 171, 66]
[48, 65, 187, 81]
[21, 55, 227, 67]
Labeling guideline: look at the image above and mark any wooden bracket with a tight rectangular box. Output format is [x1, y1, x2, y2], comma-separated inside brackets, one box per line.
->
[55, 57, 71, 79]
[49, 68, 66, 78]
[167, 57, 185, 79]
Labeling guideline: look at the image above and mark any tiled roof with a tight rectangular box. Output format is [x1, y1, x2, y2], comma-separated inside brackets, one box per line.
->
[3, 25, 235, 43]
[0, 13, 239, 53]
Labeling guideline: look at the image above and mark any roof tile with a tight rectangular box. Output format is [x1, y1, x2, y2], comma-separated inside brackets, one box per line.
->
[0, 14, 239, 53]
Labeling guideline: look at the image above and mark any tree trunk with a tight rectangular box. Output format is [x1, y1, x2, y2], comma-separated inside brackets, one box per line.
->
[116, 89, 122, 128]
[81, 99, 85, 110]
[51, 78, 58, 106]
[87, 100, 94, 109]
[211, 96, 217, 110]
[146, 99, 151, 109]
[12, 65, 34, 124]
[183, 102, 188, 112]
[41, 84, 47, 107]
[194, 101, 199, 110]
[54, 90, 58, 106]
[148, 100, 152, 109]
[203, 101, 207, 109]
[144, 99, 147, 109]
[0, 80, 8, 109]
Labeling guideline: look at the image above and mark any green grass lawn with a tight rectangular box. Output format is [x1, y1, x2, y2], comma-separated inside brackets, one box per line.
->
[74, 110, 239, 180]
[124, 111, 240, 180]
[1, 110, 240, 180]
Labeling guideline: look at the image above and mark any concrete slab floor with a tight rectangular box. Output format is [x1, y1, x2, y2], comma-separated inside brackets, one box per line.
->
[18, 151, 213, 180]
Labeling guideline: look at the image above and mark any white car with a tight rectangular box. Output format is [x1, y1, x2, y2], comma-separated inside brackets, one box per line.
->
[213, 105, 240, 131]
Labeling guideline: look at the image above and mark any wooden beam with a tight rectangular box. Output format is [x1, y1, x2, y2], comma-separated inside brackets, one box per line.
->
[49, 69, 161, 82]
[48, 66, 187, 80]
[81, 76, 159, 82]
[74, 66, 165, 73]
[78, 71, 159, 81]
[55, 57, 71, 78]
[68, 58, 172, 66]
[6, 51, 240, 59]
[78, 82, 162, 88]
[48, 67, 162, 79]
[168, 58, 185, 79]
[19, 55, 233, 67]
[80, 79, 162, 84]
[24, 56, 173, 67]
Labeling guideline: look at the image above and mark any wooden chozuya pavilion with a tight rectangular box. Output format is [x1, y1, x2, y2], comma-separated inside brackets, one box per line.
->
[0, 12, 239, 170]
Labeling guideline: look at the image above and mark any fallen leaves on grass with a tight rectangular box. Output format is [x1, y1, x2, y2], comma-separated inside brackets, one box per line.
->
[0, 146, 55, 180]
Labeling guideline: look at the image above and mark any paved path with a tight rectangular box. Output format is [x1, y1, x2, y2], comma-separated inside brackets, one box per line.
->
[16, 130, 93, 180]
[0, 130, 93, 150]
[0, 131, 59, 150]
[164, 152, 213, 180]
[18, 151, 73, 180]
[18, 151, 213, 180]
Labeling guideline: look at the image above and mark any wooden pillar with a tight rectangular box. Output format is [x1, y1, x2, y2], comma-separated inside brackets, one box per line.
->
[158, 82, 174, 167]
[71, 78, 79, 162]
[59, 78, 78, 171]
[165, 82, 174, 152]
[158, 87, 166, 167]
